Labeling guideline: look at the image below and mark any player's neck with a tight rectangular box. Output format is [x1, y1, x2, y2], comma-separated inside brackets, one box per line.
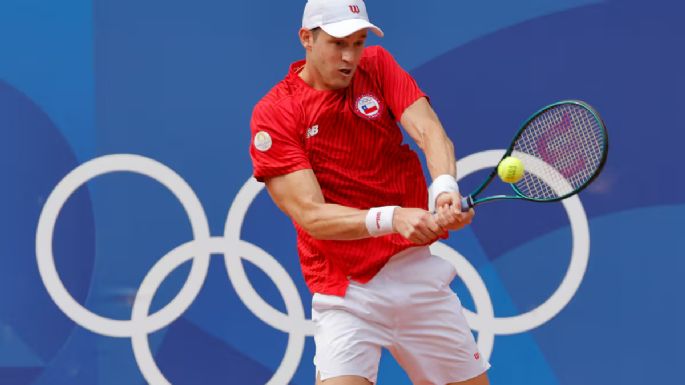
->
[298, 62, 336, 91]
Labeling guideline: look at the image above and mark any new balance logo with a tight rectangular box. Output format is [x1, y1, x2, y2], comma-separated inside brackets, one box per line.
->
[349, 5, 360, 13]
[306, 125, 319, 138]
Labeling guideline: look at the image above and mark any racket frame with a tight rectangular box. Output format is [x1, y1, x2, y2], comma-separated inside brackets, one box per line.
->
[461, 100, 609, 210]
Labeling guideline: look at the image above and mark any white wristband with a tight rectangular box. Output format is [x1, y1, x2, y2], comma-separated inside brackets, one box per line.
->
[428, 174, 460, 212]
[365, 206, 398, 237]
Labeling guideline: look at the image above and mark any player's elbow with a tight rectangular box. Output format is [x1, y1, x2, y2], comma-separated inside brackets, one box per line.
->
[299, 221, 328, 240]
[303, 226, 327, 240]
[290, 204, 328, 239]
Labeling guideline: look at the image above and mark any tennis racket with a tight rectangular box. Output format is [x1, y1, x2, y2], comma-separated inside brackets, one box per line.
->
[460, 100, 608, 211]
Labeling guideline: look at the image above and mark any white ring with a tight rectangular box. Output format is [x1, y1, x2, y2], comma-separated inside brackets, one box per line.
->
[35, 154, 211, 337]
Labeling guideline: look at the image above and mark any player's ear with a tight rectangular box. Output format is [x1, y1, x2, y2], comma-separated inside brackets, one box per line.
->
[299, 28, 313, 50]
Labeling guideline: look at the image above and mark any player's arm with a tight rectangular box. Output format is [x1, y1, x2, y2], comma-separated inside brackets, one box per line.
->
[263, 168, 444, 243]
[400, 97, 473, 230]
[401, 97, 456, 180]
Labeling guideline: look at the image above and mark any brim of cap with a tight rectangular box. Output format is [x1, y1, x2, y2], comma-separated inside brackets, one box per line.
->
[320, 19, 384, 38]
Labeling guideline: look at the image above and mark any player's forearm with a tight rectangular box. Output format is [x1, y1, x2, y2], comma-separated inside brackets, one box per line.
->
[296, 202, 371, 240]
[421, 124, 457, 180]
[265, 169, 378, 241]
[403, 104, 461, 211]
[401, 98, 457, 178]
[299, 204, 441, 244]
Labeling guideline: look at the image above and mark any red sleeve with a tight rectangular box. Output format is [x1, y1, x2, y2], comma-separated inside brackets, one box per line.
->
[249, 99, 311, 182]
[373, 46, 428, 122]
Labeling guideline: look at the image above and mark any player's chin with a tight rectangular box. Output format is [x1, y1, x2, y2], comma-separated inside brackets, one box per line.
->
[330, 77, 352, 89]
[325, 80, 351, 90]
[329, 71, 354, 88]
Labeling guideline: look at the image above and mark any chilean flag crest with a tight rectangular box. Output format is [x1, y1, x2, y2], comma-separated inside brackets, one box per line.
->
[356, 94, 382, 119]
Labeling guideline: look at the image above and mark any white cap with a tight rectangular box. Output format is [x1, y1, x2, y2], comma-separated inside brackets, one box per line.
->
[302, 0, 384, 38]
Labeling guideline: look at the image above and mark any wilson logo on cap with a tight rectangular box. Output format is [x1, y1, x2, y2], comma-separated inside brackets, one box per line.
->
[302, 0, 384, 38]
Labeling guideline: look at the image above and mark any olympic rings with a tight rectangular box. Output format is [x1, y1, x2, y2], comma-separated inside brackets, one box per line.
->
[35, 150, 590, 384]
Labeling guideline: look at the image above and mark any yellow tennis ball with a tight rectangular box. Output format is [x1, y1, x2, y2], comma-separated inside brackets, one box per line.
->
[498, 156, 525, 183]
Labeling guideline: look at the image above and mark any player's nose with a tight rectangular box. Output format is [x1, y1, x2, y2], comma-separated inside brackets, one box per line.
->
[341, 48, 354, 63]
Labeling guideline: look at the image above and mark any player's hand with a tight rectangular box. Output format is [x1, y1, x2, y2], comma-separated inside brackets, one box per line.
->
[392, 207, 445, 244]
[434, 191, 475, 231]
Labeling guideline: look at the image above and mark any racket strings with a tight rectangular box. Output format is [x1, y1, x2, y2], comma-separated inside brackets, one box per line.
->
[513, 104, 606, 200]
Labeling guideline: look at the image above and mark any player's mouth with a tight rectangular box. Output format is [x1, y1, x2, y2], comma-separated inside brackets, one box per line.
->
[339, 68, 353, 77]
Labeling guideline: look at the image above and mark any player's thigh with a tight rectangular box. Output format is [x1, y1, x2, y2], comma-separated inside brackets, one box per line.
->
[447, 371, 490, 385]
[315, 372, 373, 385]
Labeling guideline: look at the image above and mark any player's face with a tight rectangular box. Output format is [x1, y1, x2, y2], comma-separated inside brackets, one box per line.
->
[306, 29, 367, 90]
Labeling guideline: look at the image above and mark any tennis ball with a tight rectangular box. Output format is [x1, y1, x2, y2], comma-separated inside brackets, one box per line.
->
[498, 156, 525, 183]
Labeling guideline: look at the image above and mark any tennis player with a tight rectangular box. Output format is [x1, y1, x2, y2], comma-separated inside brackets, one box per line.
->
[249, 1, 490, 384]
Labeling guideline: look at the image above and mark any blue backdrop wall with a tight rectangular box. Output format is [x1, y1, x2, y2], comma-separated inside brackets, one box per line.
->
[1, 1, 684, 384]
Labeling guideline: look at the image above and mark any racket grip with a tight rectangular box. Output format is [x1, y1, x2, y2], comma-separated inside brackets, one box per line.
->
[461, 196, 474, 212]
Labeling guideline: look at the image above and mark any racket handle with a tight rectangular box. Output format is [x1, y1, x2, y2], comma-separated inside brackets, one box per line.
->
[461, 196, 474, 212]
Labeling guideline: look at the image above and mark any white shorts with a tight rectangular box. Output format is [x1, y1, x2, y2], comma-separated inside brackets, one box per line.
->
[312, 246, 490, 384]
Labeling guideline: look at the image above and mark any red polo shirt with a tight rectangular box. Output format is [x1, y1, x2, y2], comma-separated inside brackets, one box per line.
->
[250, 45, 429, 296]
